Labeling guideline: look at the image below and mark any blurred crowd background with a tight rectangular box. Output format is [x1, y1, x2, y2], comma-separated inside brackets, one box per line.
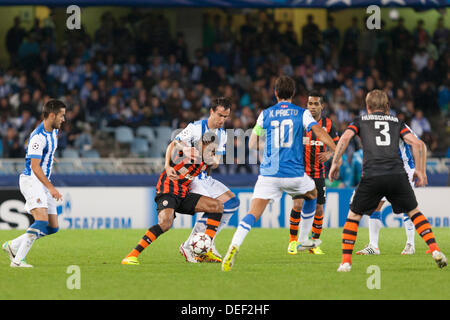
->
[0, 8, 448, 185]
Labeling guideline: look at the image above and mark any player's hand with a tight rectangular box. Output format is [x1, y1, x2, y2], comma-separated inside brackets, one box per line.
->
[182, 146, 199, 162]
[165, 166, 179, 181]
[317, 151, 333, 163]
[328, 163, 340, 182]
[49, 186, 62, 201]
[413, 170, 427, 187]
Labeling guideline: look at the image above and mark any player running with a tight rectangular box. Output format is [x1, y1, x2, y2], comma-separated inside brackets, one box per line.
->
[121, 132, 224, 265]
[329, 90, 447, 272]
[356, 126, 424, 256]
[176, 97, 240, 264]
[221, 76, 337, 272]
[288, 91, 339, 255]
[2, 100, 65, 268]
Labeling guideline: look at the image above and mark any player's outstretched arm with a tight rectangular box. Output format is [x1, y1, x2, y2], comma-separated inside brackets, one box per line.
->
[402, 132, 427, 187]
[328, 129, 354, 181]
[30, 158, 62, 201]
[311, 124, 337, 152]
[249, 131, 265, 151]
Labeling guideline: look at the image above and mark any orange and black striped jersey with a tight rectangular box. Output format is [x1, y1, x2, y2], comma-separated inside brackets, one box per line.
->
[156, 157, 209, 198]
[303, 116, 339, 179]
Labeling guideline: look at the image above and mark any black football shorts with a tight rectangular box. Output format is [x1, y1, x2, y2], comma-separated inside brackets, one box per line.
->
[350, 173, 418, 216]
[155, 192, 202, 215]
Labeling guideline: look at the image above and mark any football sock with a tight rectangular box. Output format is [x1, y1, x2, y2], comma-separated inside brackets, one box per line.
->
[403, 214, 415, 246]
[205, 212, 222, 239]
[298, 198, 316, 243]
[183, 212, 207, 249]
[289, 208, 301, 242]
[10, 233, 29, 252]
[128, 224, 164, 257]
[183, 197, 240, 249]
[13, 220, 48, 263]
[231, 214, 256, 248]
[216, 197, 240, 234]
[410, 212, 439, 252]
[47, 226, 59, 235]
[311, 212, 324, 240]
[342, 218, 360, 265]
[369, 211, 382, 248]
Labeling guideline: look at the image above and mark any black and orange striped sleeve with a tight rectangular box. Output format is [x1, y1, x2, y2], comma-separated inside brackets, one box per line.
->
[399, 122, 412, 139]
[346, 119, 360, 136]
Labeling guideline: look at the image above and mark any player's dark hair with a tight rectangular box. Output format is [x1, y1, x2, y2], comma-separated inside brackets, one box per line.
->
[43, 99, 66, 119]
[210, 97, 231, 112]
[308, 91, 323, 104]
[275, 76, 295, 100]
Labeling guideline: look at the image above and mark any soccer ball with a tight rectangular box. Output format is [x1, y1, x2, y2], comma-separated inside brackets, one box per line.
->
[189, 233, 212, 256]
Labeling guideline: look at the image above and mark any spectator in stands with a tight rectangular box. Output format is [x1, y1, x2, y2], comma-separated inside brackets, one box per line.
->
[411, 109, 431, 138]
[302, 14, 321, 52]
[5, 17, 26, 67]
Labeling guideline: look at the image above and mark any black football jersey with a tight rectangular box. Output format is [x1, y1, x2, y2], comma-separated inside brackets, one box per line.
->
[347, 112, 412, 177]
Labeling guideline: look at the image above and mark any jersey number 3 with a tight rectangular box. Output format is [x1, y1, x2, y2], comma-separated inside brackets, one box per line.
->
[271, 119, 293, 148]
[374, 121, 391, 146]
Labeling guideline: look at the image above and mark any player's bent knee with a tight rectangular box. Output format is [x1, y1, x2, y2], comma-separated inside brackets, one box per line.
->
[157, 210, 174, 231]
[47, 226, 59, 235]
[212, 200, 224, 213]
[224, 196, 240, 211]
[304, 189, 317, 200]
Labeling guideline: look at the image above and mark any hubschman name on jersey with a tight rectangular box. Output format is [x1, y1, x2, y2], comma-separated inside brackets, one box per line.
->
[361, 114, 399, 122]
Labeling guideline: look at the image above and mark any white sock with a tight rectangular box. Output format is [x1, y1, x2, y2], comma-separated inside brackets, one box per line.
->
[404, 215, 415, 246]
[183, 213, 207, 249]
[369, 218, 383, 248]
[13, 233, 37, 263]
[231, 214, 256, 248]
[298, 211, 315, 243]
[10, 233, 29, 253]
[216, 213, 233, 235]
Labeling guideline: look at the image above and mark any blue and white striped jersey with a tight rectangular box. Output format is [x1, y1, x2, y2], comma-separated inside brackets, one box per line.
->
[399, 124, 417, 172]
[175, 119, 227, 180]
[22, 122, 58, 180]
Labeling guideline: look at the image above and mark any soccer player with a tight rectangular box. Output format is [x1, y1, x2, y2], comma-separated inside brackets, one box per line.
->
[221, 76, 337, 272]
[121, 133, 225, 265]
[288, 91, 339, 255]
[356, 127, 424, 255]
[2, 100, 65, 268]
[329, 90, 447, 272]
[177, 97, 240, 264]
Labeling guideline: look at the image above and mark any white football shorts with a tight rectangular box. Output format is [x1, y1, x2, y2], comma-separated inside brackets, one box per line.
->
[252, 175, 316, 202]
[190, 176, 230, 199]
[19, 174, 58, 215]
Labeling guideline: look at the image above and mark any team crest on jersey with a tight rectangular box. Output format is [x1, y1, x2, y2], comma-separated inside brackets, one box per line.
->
[32, 142, 39, 150]
[162, 200, 168, 207]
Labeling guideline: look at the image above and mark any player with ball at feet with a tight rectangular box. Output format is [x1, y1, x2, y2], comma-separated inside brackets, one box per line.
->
[121, 133, 223, 265]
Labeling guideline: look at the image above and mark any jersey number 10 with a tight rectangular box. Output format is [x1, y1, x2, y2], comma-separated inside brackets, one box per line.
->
[374, 121, 391, 146]
[271, 119, 293, 148]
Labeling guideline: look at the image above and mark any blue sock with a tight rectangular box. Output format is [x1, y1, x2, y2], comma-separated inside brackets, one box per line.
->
[302, 198, 317, 215]
[231, 214, 256, 247]
[47, 226, 59, 235]
[27, 220, 49, 239]
[370, 211, 382, 220]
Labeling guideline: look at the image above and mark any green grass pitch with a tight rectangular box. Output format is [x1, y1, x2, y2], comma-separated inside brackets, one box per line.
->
[0, 228, 448, 300]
